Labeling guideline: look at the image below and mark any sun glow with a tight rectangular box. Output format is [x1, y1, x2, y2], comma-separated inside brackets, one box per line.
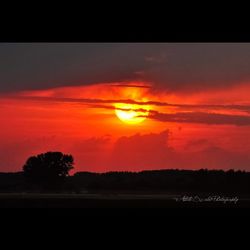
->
[113, 84, 152, 124]
[115, 103, 149, 124]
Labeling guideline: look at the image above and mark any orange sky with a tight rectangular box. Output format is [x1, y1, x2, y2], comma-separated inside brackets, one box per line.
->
[1, 80, 250, 172]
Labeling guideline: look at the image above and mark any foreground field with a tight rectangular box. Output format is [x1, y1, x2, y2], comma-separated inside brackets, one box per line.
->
[0, 193, 249, 208]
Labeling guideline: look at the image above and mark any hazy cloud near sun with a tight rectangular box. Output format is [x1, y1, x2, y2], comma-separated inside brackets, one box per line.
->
[1, 129, 250, 172]
[109, 130, 250, 171]
[1, 43, 250, 93]
[110, 130, 176, 171]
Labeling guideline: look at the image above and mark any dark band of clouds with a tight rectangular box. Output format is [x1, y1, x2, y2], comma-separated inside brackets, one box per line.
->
[2, 43, 250, 93]
[144, 111, 250, 126]
[4, 94, 250, 114]
[1, 95, 169, 106]
[107, 84, 151, 89]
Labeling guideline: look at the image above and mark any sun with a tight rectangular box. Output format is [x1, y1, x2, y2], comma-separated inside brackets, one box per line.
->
[115, 103, 149, 124]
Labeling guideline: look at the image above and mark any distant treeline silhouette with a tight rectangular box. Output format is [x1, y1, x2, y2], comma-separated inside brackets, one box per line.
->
[1, 169, 250, 195]
[71, 169, 250, 195]
[0, 151, 249, 194]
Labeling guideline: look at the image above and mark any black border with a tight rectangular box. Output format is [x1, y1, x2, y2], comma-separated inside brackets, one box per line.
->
[1, 23, 250, 218]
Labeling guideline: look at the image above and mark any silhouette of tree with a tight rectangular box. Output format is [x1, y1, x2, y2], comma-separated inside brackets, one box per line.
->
[23, 152, 74, 190]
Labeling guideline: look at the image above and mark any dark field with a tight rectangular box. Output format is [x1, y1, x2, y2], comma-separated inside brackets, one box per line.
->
[1, 169, 250, 213]
[0, 193, 249, 209]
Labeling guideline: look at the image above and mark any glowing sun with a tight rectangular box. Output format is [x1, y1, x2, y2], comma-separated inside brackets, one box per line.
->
[115, 103, 149, 124]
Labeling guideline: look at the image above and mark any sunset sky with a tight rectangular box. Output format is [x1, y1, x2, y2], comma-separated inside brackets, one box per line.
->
[1, 43, 250, 172]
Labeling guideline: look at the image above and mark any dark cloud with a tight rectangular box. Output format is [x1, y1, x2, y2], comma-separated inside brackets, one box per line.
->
[107, 84, 151, 89]
[146, 111, 250, 126]
[1, 43, 250, 93]
[146, 43, 250, 93]
[2, 94, 169, 106]
[0, 43, 155, 92]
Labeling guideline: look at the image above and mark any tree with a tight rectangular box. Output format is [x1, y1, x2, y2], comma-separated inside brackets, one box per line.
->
[23, 152, 74, 190]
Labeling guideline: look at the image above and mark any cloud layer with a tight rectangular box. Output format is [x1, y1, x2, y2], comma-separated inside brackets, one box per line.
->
[4, 93, 250, 127]
[109, 130, 250, 171]
[2, 43, 250, 93]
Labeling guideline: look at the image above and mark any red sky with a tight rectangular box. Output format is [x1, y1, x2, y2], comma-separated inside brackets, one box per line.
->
[1, 43, 250, 172]
[1, 80, 250, 172]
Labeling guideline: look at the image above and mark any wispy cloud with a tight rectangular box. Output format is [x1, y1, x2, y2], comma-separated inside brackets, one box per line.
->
[4, 94, 250, 113]
[3, 94, 250, 126]
[107, 83, 152, 89]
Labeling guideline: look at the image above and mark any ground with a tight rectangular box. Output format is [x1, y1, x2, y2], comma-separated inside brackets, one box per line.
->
[0, 193, 249, 209]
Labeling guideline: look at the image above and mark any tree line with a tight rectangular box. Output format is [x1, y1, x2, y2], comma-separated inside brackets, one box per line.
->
[0, 152, 250, 195]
